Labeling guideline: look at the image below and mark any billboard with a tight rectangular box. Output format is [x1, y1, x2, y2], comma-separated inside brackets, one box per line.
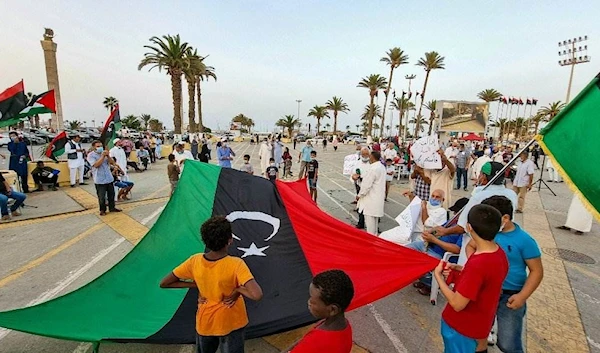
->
[230, 122, 242, 130]
[436, 100, 489, 133]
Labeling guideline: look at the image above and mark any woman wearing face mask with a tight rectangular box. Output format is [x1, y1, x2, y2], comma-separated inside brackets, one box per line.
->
[7, 131, 30, 193]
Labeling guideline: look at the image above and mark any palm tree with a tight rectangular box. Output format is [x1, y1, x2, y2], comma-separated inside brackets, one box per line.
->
[196, 60, 217, 133]
[355, 124, 360, 133]
[148, 118, 163, 132]
[409, 115, 428, 136]
[138, 34, 191, 134]
[122, 115, 141, 130]
[183, 49, 206, 132]
[477, 89, 503, 102]
[496, 118, 508, 141]
[424, 100, 437, 135]
[415, 51, 445, 119]
[66, 120, 83, 130]
[276, 115, 301, 138]
[103, 97, 119, 111]
[538, 101, 566, 122]
[325, 123, 331, 132]
[380, 47, 409, 137]
[232, 113, 250, 131]
[392, 96, 415, 138]
[325, 96, 350, 134]
[140, 114, 152, 130]
[530, 112, 546, 135]
[246, 118, 255, 133]
[345, 125, 351, 131]
[361, 104, 383, 136]
[357, 74, 388, 136]
[307, 105, 329, 136]
[513, 117, 526, 139]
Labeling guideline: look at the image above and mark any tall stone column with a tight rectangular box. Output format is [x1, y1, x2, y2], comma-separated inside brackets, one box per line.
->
[40, 28, 64, 131]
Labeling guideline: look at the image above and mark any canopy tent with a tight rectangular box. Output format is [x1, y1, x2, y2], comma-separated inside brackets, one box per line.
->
[461, 133, 485, 141]
[0, 161, 438, 348]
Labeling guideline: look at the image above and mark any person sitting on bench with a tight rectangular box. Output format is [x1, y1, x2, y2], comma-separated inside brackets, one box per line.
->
[0, 171, 26, 221]
[111, 165, 134, 201]
[31, 161, 60, 191]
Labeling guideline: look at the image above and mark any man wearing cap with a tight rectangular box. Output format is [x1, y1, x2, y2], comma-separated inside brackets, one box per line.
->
[217, 139, 236, 168]
[432, 161, 517, 265]
[64, 134, 87, 188]
[512, 151, 535, 213]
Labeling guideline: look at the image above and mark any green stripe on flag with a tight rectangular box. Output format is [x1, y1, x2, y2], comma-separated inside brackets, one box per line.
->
[538, 74, 600, 221]
[0, 161, 221, 342]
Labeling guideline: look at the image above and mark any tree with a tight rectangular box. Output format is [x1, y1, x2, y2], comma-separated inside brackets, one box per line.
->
[276, 115, 301, 138]
[325, 123, 331, 132]
[392, 96, 415, 137]
[140, 114, 152, 130]
[357, 74, 387, 136]
[424, 100, 437, 135]
[380, 47, 409, 137]
[196, 59, 217, 133]
[232, 113, 250, 131]
[415, 51, 445, 120]
[183, 49, 206, 132]
[355, 124, 359, 132]
[530, 112, 547, 135]
[122, 115, 142, 130]
[307, 105, 329, 136]
[345, 125, 351, 131]
[496, 118, 508, 141]
[513, 117, 526, 139]
[103, 97, 119, 111]
[409, 115, 428, 136]
[66, 120, 83, 130]
[538, 101, 566, 121]
[360, 104, 382, 137]
[477, 89, 502, 102]
[138, 34, 191, 134]
[148, 118, 163, 132]
[325, 96, 350, 134]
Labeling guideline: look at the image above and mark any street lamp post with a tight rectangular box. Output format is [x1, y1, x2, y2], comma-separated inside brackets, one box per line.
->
[91, 120, 95, 128]
[558, 36, 590, 104]
[295, 99, 302, 134]
[403, 74, 416, 141]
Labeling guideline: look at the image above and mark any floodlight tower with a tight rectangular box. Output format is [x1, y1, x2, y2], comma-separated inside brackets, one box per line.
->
[558, 36, 590, 103]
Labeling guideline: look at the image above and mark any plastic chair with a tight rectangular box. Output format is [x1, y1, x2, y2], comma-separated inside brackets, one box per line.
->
[429, 252, 460, 305]
[396, 164, 410, 180]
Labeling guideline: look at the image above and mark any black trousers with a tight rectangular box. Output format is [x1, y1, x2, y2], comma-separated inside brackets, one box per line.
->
[355, 182, 365, 227]
[127, 161, 141, 171]
[149, 148, 156, 163]
[33, 174, 58, 187]
[95, 183, 115, 212]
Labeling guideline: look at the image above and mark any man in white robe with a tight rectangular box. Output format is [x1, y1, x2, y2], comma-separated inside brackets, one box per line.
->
[559, 195, 593, 234]
[357, 150, 386, 235]
[259, 138, 273, 177]
[64, 134, 86, 187]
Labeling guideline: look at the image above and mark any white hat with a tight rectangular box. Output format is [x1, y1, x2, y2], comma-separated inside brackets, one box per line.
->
[178, 141, 185, 145]
[113, 138, 121, 143]
[221, 138, 227, 142]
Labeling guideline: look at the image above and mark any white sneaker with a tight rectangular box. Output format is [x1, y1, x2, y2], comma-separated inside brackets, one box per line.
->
[487, 330, 497, 346]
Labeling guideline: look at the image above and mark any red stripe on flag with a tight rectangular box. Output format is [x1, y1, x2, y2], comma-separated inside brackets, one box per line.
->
[45, 131, 67, 158]
[276, 179, 439, 311]
[0, 81, 24, 101]
[37, 90, 56, 112]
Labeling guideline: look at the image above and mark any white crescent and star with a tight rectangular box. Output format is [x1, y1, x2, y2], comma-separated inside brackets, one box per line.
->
[226, 211, 281, 258]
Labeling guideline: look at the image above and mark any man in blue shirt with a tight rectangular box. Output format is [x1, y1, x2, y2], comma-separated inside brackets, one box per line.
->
[297, 140, 314, 180]
[87, 140, 121, 215]
[217, 140, 235, 168]
[482, 195, 543, 353]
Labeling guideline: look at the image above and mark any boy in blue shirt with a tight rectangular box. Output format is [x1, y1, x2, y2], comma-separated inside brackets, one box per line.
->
[482, 195, 544, 353]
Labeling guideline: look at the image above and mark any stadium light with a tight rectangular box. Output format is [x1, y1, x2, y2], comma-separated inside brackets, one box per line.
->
[558, 35, 590, 103]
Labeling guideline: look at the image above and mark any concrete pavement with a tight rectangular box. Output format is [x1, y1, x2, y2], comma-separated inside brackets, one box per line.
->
[0, 141, 598, 352]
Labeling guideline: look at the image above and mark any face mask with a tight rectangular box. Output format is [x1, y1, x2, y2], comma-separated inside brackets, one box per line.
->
[271, 163, 276, 166]
[311, 157, 316, 161]
[429, 198, 442, 207]
[178, 151, 184, 154]
[361, 157, 370, 162]
[96, 147, 104, 153]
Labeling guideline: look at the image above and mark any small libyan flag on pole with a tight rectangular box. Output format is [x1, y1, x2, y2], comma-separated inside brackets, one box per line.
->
[100, 105, 121, 149]
[44, 131, 68, 162]
[0, 80, 28, 128]
[17, 90, 56, 119]
[537, 73, 600, 221]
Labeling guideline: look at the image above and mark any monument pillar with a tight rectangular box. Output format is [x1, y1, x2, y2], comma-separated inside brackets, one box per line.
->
[40, 28, 64, 130]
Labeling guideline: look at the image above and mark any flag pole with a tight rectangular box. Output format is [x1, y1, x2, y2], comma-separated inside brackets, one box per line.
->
[446, 138, 537, 224]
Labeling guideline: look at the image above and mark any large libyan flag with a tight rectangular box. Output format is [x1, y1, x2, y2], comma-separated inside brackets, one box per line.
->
[537, 73, 600, 221]
[0, 161, 438, 345]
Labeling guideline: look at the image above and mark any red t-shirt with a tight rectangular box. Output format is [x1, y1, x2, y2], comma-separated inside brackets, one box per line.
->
[442, 248, 508, 339]
[290, 320, 353, 353]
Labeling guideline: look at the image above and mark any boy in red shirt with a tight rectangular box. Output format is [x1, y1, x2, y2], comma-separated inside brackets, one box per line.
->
[288, 269, 354, 353]
[433, 204, 508, 353]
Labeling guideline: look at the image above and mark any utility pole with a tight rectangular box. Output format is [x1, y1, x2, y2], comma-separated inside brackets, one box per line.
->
[558, 35, 590, 104]
[295, 99, 302, 120]
[403, 74, 416, 141]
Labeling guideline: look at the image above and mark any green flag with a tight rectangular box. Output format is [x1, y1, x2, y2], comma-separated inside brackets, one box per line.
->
[537, 73, 600, 221]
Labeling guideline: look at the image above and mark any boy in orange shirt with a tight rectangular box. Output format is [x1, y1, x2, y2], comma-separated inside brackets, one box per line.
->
[160, 216, 263, 353]
[287, 269, 354, 353]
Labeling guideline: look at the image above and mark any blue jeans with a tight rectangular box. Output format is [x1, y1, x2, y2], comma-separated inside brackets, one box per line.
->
[0, 191, 26, 216]
[456, 168, 468, 189]
[497, 293, 526, 353]
[405, 240, 442, 287]
[196, 327, 244, 353]
[441, 318, 476, 353]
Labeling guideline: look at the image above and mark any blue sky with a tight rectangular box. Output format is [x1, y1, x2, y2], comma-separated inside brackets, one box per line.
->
[1, 0, 598, 132]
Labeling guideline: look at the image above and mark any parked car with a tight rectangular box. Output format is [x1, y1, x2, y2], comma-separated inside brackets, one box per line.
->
[21, 132, 45, 145]
[29, 128, 56, 142]
[295, 134, 306, 142]
[0, 133, 11, 147]
[66, 129, 90, 142]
